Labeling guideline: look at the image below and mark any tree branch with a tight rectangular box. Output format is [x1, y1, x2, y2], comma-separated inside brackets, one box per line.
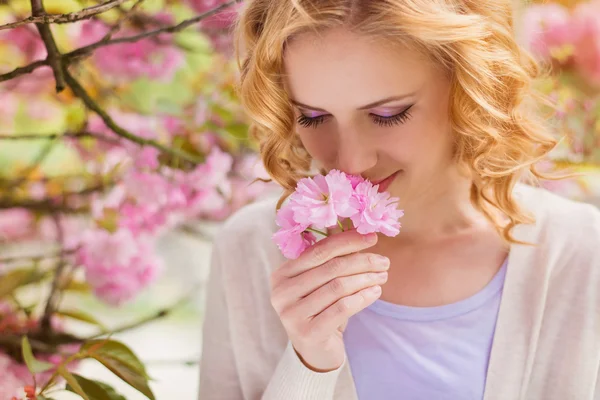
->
[0, 0, 241, 83]
[63, 67, 203, 164]
[40, 215, 67, 333]
[75, 0, 240, 50]
[0, 248, 77, 265]
[0, 131, 122, 146]
[0, 59, 47, 83]
[86, 284, 200, 339]
[4, 135, 58, 191]
[0, 199, 88, 213]
[0, 0, 132, 31]
[30, 0, 65, 92]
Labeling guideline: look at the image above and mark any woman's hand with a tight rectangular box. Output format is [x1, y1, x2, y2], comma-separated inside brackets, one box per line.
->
[269, 230, 389, 372]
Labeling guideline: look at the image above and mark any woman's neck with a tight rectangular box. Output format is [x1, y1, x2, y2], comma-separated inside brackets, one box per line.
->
[384, 176, 493, 243]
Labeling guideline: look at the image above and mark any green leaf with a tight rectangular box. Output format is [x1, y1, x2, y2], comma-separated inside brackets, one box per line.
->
[0, 268, 47, 298]
[58, 366, 90, 400]
[66, 374, 126, 400]
[21, 336, 54, 374]
[61, 279, 92, 293]
[226, 123, 250, 140]
[56, 309, 107, 330]
[92, 356, 155, 400]
[82, 339, 149, 378]
[82, 339, 155, 400]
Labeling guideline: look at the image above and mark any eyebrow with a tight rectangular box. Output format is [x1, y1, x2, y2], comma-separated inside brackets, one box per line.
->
[290, 93, 416, 112]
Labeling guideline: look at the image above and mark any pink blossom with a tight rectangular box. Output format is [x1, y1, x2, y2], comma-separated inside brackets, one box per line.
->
[76, 228, 138, 268]
[350, 181, 404, 236]
[572, 1, 600, 85]
[77, 230, 162, 305]
[123, 171, 172, 207]
[193, 146, 233, 188]
[1, 25, 46, 62]
[134, 147, 161, 170]
[163, 116, 185, 137]
[521, 4, 574, 60]
[0, 209, 34, 241]
[348, 174, 365, 189]
[0, 352, 25, 399]
[186, 0, 240, 29]
[37, 216, 88, 250]
[84, 239, 162, 306]
[289, 170, 357, 229]
[272, 205, 317, 260]
[78, 20, 185, 82]
[0, 92, 18, 129]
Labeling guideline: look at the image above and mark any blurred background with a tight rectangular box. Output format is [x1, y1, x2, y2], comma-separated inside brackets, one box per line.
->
[0, 0, 598, 399]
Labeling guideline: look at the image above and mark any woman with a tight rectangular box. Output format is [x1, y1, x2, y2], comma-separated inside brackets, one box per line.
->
[198, 1, 600, 399]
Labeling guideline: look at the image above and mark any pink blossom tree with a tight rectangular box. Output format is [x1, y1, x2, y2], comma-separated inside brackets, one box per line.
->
[0, 0, 276, 398]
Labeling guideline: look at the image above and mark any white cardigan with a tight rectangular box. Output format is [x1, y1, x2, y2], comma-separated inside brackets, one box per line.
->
[198, 185, 600, 400]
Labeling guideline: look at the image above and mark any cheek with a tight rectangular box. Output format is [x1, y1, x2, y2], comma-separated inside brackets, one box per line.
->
[298, 129, 338, 163]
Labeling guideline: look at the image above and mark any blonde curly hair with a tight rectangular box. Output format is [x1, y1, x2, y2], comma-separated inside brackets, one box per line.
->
[233, 0, 558, 243]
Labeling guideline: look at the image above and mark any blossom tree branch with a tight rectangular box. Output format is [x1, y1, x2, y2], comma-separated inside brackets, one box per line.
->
[0, 0, 132, 31]
[0, 0, 242, 83]
[63, 67, 203, 164]
[0, 131, 123, 146]
[30, 0, 66, 92]
[40, 215, 67, 333]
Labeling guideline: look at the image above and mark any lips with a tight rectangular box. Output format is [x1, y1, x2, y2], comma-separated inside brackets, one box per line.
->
[371, 171, 400, 193]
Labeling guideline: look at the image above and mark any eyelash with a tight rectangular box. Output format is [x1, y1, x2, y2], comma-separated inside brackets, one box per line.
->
[296, 106, 414, 129]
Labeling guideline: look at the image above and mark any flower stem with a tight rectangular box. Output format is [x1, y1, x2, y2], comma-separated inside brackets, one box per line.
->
[306, 227, 328, 237]
[337, 219, 345, 232]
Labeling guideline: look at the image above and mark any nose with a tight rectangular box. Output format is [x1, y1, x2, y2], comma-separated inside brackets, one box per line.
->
[335, 129, 377, 177]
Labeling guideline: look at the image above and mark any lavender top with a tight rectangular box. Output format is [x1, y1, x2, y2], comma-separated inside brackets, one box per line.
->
[344, 258, 508, 400]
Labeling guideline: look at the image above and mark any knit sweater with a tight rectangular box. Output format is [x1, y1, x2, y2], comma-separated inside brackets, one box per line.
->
[198, 184, 600, 400]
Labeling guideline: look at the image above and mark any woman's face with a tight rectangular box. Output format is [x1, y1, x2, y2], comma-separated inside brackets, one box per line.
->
[283, 27, 457, 203]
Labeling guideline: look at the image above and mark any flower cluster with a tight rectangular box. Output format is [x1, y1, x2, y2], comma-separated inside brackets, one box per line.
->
[273, 170, 404, 259]
[77, 19, 185, 83]
[0, 303, 79, 399]
[521, 1, 600, 85]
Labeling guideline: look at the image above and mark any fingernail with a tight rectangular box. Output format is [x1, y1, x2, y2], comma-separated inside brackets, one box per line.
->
[375, 271, 388, 281]
[367, 285, 382, 295]
[373, 255, 390, 268]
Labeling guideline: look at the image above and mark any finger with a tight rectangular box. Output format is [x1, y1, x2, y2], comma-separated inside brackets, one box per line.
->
[292, 271, 388, 319]
[309, 285, 382, 337]
[277, 252, 390, 300]
[279, 230, 378, 278]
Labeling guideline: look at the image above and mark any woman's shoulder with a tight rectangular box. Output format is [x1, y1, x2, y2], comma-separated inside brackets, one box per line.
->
[514, 183, 600, 257]
[515, 183, 600, 229]
[211, 195, 283, 265]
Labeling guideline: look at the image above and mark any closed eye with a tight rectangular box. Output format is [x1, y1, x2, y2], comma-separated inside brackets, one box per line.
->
[296, 105, 414, 129]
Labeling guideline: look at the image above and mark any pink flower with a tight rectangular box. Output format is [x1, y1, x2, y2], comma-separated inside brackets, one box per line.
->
[272, 206, 317, 259]
[0, 352, 26, 399]
[86, 245, 162, 306]
[0, 209, 34, 241]
[77, 230, 162, 305]
[520, 4, 574, 60]
[348, 174, 365, 189]
[1, 25, 46, 62]
[572, 1, 600, 85]
[76, 228, 138, 268]
[186, 0, 240, 29]
[77, 20, 185, 82]
[350, 181, 404, 236]
[289, 170, 357, 229]
[134, 147, 160, 170]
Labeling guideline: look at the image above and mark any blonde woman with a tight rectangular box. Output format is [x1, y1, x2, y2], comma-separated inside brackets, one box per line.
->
[198, 1, 600, 399]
